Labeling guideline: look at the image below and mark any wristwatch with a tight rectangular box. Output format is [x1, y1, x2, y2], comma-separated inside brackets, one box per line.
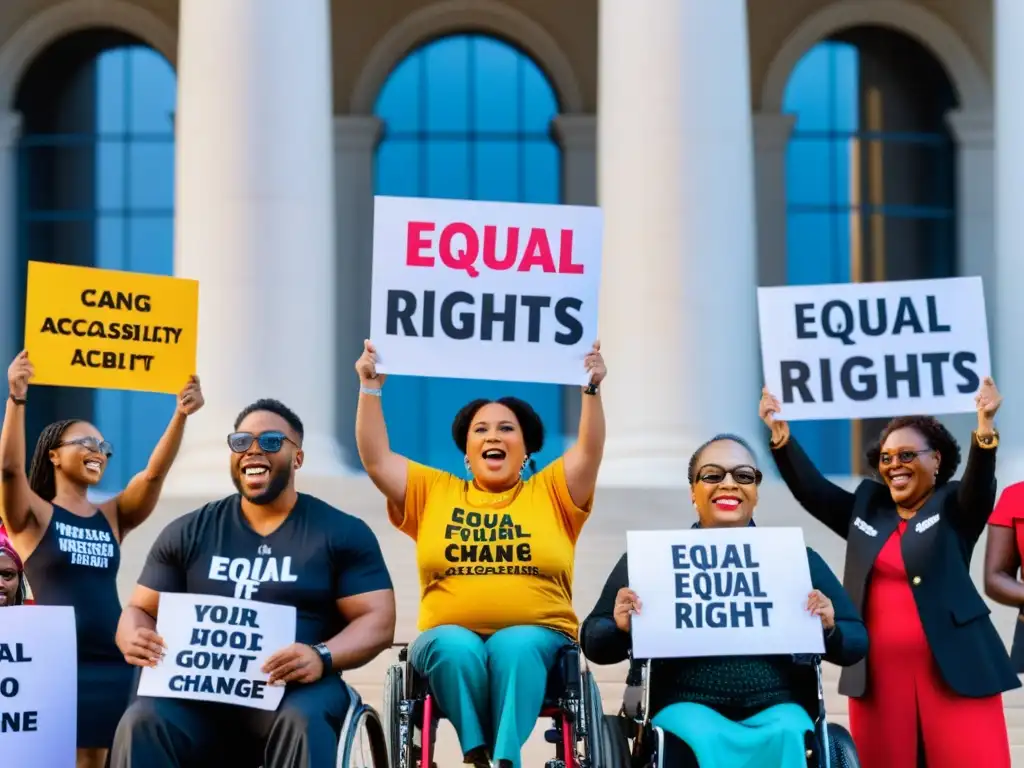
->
[8, 394, 25, 406]
[311, 643, 333, 676]
[583, 383, 599, 396]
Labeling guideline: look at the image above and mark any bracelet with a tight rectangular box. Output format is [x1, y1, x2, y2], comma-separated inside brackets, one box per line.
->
[583, 383, 599, 396]
[360, 386, 382, 398]
[311, 643, 333, 676]
[975, 429, 999, 449]
[8, 394, 25, 406]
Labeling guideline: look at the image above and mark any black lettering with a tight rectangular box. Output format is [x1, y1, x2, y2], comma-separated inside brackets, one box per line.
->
[780, 361, 812, 403]
[926, 295, 951, 332]
[751, 571, 767, 597]
[920, 352, 950, 396]
[385, 290, 417, 336]
[754, 601, 773, 626]
[553, 297, 583, 345]
[480, 293, 516, 342]
[0, 643, 31, 663]
[0, 710, 38, 733]
[858, 298, 887, 337]
[732, 572, 752, 597]
[840, 356, 876, 401]
[0, 677, 19, 697]
[674, 572, 692, 598]
[520, 295, 551, 342]
[892, 297, 924, 335]
[729, 601, 753, 627]
[885, 354, 921, 398]
[820, 358, 834, 402]
[821, 300, 854, 345]
[675, 602, 692, 629]
[706, 602, 728, 628]
[440, 292, 475, 340]
[952, 352, 980, 394]
[743, 544, 759, 568]
[421, 290, 435, 337]
[720, 545, 742, 568]
[671, 545, 689, 569]
[794, 303, 816, 339]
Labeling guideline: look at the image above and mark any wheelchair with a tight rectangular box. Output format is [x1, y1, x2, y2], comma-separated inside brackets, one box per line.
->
[381, 642, 617, 768]
[336, 680, 391, 768]
[605, 654, 860, 768]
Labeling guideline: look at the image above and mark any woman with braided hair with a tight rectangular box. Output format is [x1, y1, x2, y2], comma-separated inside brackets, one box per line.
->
[0, 528, 27, 607]
[0, 350, 204, 768]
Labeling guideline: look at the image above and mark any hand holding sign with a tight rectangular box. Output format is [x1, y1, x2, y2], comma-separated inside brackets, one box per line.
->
[119, 626, 167, 668]
[355, 339, 386, 387]
[614, 587, 642, 632]
[975, 376, 1002, 432]
[176, 374, 205, 417]
[262, 642, 323, 685]
[806, 589, 834, 630]
[759, 387, 790, 447]
[584, 340, 606, 386]
[7, 351, 34, 400]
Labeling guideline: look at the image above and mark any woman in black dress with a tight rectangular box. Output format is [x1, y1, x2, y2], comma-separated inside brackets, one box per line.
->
[0, 350, 204, 768]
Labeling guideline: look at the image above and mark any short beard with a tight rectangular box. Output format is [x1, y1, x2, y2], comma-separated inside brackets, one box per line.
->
[232, 464, 291, 505]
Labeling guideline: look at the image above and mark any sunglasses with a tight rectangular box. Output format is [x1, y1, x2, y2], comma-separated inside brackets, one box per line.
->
[226, 431, 298, 454]
[58, 437, 113, 458]
[696, 464, 762, 486]
[879, 449, 935, 466]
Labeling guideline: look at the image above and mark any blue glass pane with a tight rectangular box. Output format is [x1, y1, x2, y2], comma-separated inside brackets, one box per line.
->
[127, 142, 175, 209]
[375, 140, 420, 197]
[375, 55, 421, 133]
[785, 139, 834, 208]
[786, 212, 851, 285]
[424, 38, 469, 132]
[126, 48, 177, 133]
[521, 59, 558, 133]
[472, 37, 520, 132]
[523, 142, 559, 204]
[128, 217, 174, 274]
[425, 141, 470, 198]
[96, 50, 127, 133]
[96, 137, 126, 211]
[473, 140, 519, 202]
[95, 217, 127, 270]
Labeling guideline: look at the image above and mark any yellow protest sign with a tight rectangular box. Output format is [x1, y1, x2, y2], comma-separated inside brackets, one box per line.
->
[24, 261, 199, 394]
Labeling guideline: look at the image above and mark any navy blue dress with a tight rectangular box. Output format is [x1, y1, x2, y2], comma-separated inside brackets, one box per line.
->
[23, 505, 134, 749]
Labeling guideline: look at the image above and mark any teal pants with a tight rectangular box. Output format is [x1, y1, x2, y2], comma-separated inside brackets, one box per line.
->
[652, 701, 813, 768]
[409, 624, 571, 768]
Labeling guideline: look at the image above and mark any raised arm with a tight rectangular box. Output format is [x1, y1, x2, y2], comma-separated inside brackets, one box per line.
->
[354, 340, 409, 509]
[580, 552, 632, 665]
[0, 352, 51, 538]
[110, 376, 204, 539]
[952, 378, 1001, 544]
[760, 388, 856, 539]
[807, 548, 867, 667]
[562, 341, 606, 508]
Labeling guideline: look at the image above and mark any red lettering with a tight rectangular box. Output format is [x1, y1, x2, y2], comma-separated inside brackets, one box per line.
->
[557, 229, 584, 274]
[406, 222, 435, 267]
[439, 222, 480, 277]
[517, 228, 556, 273]
[482, 225, 519, 271]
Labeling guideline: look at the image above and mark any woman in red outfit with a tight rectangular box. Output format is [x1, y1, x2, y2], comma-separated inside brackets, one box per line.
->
[760, 379, 1018, 768]
[984, 480, 1024, 669]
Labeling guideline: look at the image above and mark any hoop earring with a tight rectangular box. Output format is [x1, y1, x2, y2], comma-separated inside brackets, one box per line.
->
[520, 455, 530, 477]
[464, 455, 472, 476]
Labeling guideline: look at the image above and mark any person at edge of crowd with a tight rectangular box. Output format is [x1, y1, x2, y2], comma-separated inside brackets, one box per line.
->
[983, 480, 1024, 671]
[581, 433, 867, 768]
[760, 379, 1018, 768]
[0, 529, 27, 606]
[353, 339, 607, 768]
[0, 350, 204, 768]
[110, 398, 397, 768]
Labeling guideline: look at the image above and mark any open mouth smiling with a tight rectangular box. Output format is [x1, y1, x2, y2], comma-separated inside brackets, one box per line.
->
[482, 448, 506, 469]
[888, 469, 913, 490]
[712, 494, 742, 511]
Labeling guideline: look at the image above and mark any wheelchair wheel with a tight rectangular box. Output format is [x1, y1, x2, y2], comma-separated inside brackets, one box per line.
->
[581, 669, 606, 768]
[600, 714, 632, 767]
[381, 663, 405, 768]
[826, 722, 859, 768]
[340, 705, 390, 768]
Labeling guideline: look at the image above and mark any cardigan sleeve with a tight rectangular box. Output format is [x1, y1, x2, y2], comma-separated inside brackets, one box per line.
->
[579, 552, 631, 665]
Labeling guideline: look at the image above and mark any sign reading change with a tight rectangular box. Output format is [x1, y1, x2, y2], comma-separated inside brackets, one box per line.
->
[627, 527, 824, 659]
[137, 593, 296, 712]
[370, 195, 603, 386]
[757, 276, 990, 421]
[24, 261, 198, 394]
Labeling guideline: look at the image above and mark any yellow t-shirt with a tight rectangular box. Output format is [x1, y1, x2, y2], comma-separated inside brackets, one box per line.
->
[389, 457, 592, 638]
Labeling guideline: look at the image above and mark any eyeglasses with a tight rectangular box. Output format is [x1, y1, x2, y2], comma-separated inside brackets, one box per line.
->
[879, 449, 935, 466]
[58, 437, 113, 458]
[226, 431, 298, 454]
[696, 464, 762, 486]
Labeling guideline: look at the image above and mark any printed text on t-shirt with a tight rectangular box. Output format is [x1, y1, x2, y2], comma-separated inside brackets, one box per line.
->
[442, 507, 540, 576]
[55, 520, 114, 569]
[207, 555, 298, 599]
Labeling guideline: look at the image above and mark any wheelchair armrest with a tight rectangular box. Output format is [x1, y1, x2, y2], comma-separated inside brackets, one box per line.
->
[396, 643, 410, 663]
[558, 644, 582, 699]
[791, 653, 821, 666]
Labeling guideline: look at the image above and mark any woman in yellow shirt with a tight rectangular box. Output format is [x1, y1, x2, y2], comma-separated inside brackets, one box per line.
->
[354, 339, 607, 768]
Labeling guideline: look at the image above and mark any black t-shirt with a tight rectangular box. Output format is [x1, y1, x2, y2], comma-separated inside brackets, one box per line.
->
[139, 493, 393, 645]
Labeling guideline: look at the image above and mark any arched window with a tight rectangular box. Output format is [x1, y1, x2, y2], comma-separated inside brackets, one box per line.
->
[783, 29, 957, 475]
[374, 33, 563, 475]
[16, 34, 176, 492]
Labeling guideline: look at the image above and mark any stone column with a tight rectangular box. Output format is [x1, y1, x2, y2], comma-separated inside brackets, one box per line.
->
[168, 0, 346, 495]
[752, 112, 795, 288]
[597, 0, 761, 486]
[0, 111, 21, 370]
[333, 115, 382, 466]
[994, 1, 1024, 481]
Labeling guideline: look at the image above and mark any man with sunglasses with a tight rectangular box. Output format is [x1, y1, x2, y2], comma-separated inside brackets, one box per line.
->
[110, 398, 397, 768]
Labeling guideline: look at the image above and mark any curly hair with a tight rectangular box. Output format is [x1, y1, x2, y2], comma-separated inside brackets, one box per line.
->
[687, 433, 758, 485]
[865, 415, 961, 486]
[451, 397, 545, 475]
[235, 398, 304, 440]
[27, 419, 81, 502]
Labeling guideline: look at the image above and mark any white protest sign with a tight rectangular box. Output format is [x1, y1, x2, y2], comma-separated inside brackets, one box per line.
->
[370, 195, 603, 386]
[757, 277, 990, 421]
[0, 606, 77, 767]
[627, 527, 824, 659]
[138, 593, 296, 712]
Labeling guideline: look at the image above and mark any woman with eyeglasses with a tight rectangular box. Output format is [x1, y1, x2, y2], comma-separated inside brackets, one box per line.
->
[581, 433, 866, 768]
[0, 350, 204, 768]
[759, 379, 1017, 768]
